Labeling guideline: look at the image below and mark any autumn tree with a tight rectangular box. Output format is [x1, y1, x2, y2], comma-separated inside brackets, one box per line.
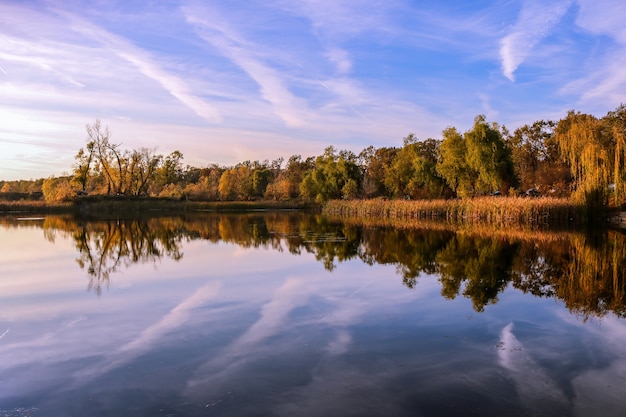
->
[156, 150, 184, 187]
[359, 146, 397, 198]
[127, 147, 162, 196]
[86, 120, 125, 194]
[217, 161, 271, 200]
[72, 141, 95, 193]
[555, 106, 626, 208]
[602, 104, 626, 207]
[0, 182, 16, 193]
[42, 176, 75, 203]
[556, 111, 611, 208]
[184, 164, 223, 200]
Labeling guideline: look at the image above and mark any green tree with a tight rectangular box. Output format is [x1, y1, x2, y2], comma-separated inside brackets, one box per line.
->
[300, 147, 362, 202]
[251, 161, 272, 198]
[383, 135, 446, 199]
[465, 115, 516, 195]
[436, 127, 473, 197]
[384, 135, 421, 198]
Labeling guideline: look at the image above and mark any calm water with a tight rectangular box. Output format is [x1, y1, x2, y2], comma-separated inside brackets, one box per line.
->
[1, 212, 625, 417]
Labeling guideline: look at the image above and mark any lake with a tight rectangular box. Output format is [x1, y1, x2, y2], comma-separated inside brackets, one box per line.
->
[1, 212, 625, 416]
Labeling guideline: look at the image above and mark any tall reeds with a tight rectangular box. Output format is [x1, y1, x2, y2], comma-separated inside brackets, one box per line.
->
[323, 197, 585, 228]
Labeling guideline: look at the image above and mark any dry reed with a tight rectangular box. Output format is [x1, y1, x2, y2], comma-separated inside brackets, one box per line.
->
[323, 197, 584, 228]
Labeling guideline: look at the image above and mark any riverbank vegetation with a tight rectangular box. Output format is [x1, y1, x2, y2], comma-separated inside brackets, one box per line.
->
[322, 196, 583, 227]
[2, 105, 625, 221]
[0, 196, 309, 217]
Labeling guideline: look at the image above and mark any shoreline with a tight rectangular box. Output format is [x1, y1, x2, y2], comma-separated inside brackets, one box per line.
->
[2, 196, 624, 228]
[0, 197, 315, 218]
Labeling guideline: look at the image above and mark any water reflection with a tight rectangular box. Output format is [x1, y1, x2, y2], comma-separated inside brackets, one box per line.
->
[45, 217, 186, 295]
[2, 213, 626, 416]
[2, 213, 624, 318]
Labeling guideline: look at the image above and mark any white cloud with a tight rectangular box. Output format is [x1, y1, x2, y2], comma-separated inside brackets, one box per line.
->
[561, 0, 626, 107]
[183, 6, 309, 127]
[499, 0, 573, 81]
[575, 0, 626, 42]
[325, 47, 352, 74]
[53, 11, 223, 124]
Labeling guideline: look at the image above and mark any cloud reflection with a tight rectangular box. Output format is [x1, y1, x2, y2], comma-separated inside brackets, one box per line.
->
[497, 322, 569, 414]
[74, 281, 221, 381]
[186, 277, 312, 390]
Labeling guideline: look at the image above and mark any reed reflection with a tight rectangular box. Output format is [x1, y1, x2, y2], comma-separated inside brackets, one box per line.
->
[10, 213, 624, 317]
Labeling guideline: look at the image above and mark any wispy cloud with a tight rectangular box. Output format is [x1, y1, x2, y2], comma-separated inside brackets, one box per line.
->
[562, 0, 626, 107]
[499, 0, 573, 81]
[283, 0, 395, 39]
[49, 6, 223, 124]
[575, 0, 626, 42]
[325, 47, 352, 75]
[183, 4, 308, 127]
[3, 0, 623, 182]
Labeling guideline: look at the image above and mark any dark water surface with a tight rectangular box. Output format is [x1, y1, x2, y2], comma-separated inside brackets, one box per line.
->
[1, 213, 625, 416]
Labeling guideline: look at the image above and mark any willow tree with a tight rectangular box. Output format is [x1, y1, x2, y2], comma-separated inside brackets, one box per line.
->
[555, 111, 612, 208]
[603, 105, 626, 207]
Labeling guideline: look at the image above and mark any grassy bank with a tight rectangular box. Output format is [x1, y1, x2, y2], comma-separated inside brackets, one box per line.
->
[0, 196, 314, 218]
[0, 200, 72, 214]
[323, 197, 586, 228]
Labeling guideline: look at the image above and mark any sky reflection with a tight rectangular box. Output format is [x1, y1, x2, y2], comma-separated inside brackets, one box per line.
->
[1, 217, 626, 416]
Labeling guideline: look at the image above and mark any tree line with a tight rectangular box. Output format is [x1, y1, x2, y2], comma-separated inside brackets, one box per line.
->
[1, 104, 625, 208]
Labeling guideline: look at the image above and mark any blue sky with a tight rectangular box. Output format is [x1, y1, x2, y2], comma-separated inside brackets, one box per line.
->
[1, 0, 625, 180]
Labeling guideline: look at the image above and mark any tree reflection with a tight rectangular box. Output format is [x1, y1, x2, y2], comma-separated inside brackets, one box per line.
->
[556, 230, 626, 319]
[359, 227, 454, 288]
[15, 212, 626, 317]
[74, 219, 185, 295]
[41, 217, 187, 296]
[436, 235, 519, 311]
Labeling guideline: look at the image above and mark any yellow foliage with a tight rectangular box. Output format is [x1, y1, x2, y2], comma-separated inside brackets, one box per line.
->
[42, 177, 76, 203]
